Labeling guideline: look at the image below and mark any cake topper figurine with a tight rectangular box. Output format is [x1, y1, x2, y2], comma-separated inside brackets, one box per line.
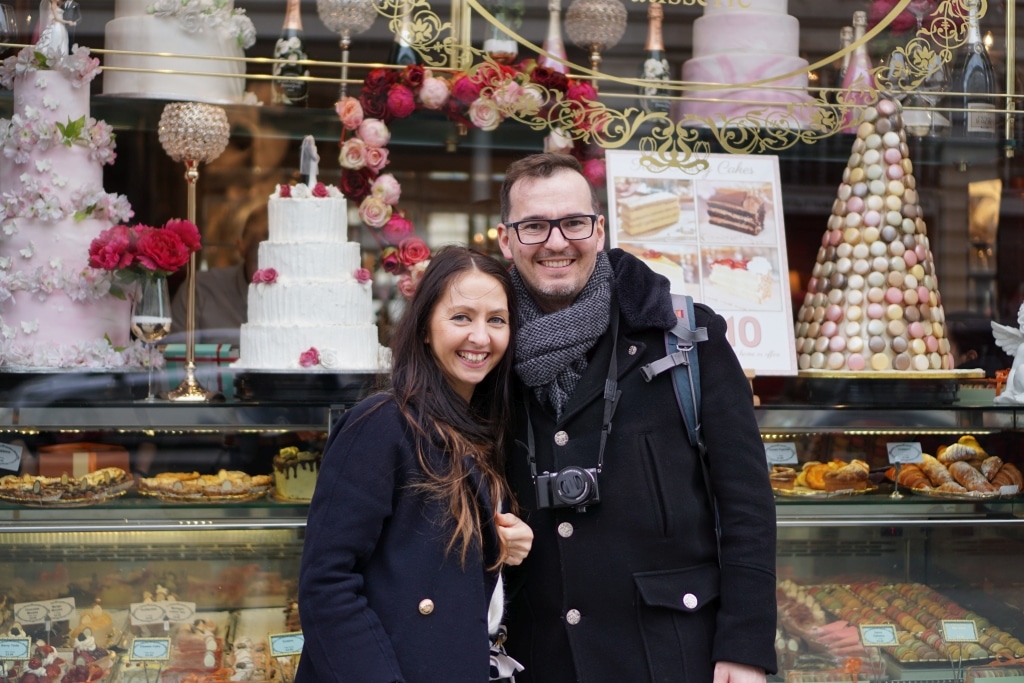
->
[300, 135, 320, 187]
[992, 303, 1024, 405]
[35, 0, 76, 57]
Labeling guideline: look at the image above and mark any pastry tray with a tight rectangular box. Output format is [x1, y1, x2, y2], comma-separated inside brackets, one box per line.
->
[774, 483, 878, 498]
[137, 488, 270, 504]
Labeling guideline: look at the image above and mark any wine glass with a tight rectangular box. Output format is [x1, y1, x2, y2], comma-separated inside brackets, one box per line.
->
[131, 276, 172, 402]
[0, 5, 18, 59]
[906, 0, 950, 136]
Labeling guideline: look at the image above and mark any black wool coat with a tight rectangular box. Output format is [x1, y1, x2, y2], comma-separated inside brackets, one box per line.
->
[504, 250, 778, 683]
[296, 394, 501, 683]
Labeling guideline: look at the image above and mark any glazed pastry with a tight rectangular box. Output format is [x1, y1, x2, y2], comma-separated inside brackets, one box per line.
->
[920, 453, 954, 486]
[770, 467, 797, 491]
[949, 461, 997, 493]
[980, 456, 1004, 482]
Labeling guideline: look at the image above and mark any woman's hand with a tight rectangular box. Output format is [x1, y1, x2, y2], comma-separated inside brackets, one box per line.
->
[496, 512, 533, 566]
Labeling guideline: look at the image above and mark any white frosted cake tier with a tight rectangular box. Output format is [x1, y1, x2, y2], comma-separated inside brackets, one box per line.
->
[267, 197, 348, 243]
[248, 282, 373, 326]
[682, 54, 809, 90]
[237, 324, 383, 371]
[703, 0, 788, 14]
[692, 13, 800, 57]
[256, 242, 361, 280]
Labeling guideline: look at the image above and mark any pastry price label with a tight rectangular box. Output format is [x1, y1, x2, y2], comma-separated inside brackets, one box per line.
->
[942, 620, 979, 642]
[129, 601, 196, 627]
[0, 443, 21, 472]
[0, 637, 30, 660]
[1000, 485, 1021, 496]
[887, 442, 923, 464]
[13, 597, 75, 624]
[131, 637, 171, 661]
[859, 624, 899, 647]
[269, 632, 304, 657]
[764, 443, 798, 466]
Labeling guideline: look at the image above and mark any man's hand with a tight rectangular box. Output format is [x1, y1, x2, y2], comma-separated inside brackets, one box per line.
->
[713, 661, 765, 683]
[496, 512, 533, 566]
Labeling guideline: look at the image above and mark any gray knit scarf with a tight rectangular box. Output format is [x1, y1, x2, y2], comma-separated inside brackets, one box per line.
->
[511, 252, 612, 417]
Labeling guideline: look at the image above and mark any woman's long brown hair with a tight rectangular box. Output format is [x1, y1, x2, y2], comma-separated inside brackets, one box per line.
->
[388, 246, 518, 569]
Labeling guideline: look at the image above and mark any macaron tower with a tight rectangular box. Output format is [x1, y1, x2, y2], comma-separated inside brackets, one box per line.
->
[794, 98, 954, 373]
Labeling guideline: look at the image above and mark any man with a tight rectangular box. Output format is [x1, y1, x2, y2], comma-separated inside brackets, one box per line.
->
[497, 153, 777, 683]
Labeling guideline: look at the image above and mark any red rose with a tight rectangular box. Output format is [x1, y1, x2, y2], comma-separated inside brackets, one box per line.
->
[567, 81, 597, 103]
[868, 0, 916, 34]
[386, 84, 416, 119]
[359, 91, 389, 122]
[531, 66, 569, 93]
[380, 246, 402, 274]
[135, 227, 191, 273]
[382, 213, 413, 244]
[88, 225, 134, 270]
[279, 183, 292, 198]
[398, 237, 430, 267]
[451, 73, 482, 104]
[339, 168, 375, 203]
[299, 347, 320, 367]
[363, 68, 397, 94]
[401, 64, 425, 89]
[581, 158, 606, 188]
[312, 182, 329, 198]
[162, 218, 201, 252]
[472, 62, 517, 88]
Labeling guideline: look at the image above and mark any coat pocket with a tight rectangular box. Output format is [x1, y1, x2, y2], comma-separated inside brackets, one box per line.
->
[633, 565, 720, 683]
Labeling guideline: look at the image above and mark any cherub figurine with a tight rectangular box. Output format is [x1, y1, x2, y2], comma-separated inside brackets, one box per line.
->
[992, 303, 1024, 405]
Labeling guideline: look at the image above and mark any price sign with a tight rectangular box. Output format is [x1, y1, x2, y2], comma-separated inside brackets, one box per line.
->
[887, 442, 923, 464]
[0, 443, 21, 472]
[765, 443, 798, 466]
[129, 601, 196, 627]
[14, 598, 75, 624]
[131, 638, 171, 661]
[269, 632, 304, 657]
[942, 620, 979, 642]
[859, 624, 899, 647]
[0, 637, 30, 660]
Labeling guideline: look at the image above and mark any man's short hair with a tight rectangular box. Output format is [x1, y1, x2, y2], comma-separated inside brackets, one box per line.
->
[500, 153, 598, 224]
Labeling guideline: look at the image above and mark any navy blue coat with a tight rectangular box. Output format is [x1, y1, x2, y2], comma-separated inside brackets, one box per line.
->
[503, 250, 778, 683]
[296, 394, 501, 683]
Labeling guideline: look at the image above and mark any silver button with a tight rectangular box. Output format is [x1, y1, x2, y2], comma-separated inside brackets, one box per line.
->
[557, 522, 574, 538]
[628, 345, 637, 356]
[554, 431, 569, 446]
[682, 593, 698, 609]
[566, 609, 581, 625]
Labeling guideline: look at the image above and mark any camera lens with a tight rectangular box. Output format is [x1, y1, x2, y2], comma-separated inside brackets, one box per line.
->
[554, 466, 595, 506]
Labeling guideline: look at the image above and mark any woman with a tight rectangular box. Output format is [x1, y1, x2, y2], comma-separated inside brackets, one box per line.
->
[296, 246, 533, 683]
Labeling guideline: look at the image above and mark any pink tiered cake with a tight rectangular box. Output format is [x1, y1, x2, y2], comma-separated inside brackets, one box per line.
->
[0, 45, 138, 368]
[678, 0, 817, 125]
[794, 98, 953, 373]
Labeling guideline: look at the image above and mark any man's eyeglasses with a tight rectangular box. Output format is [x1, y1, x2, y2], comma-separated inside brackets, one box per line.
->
[508, 214, 598, 245]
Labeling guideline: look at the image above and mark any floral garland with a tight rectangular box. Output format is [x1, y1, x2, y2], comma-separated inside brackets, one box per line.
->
[147, 0, 257, 49]
[0, 44, 100, 90]
[336, 61, 607, 297]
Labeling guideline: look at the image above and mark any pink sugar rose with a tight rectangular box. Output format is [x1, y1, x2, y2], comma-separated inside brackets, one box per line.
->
[468, 98, 501, 131]
[354, 268, 372, 284]
[397, 273, 417, 299]
[380, 246, 401, 275]
[312, 182, 329, 198]
[162, 218, 201, 252]
[339, 138, 367, 170]
[418, 76, 451, 110]
[253, 268, 278, 284]
[398, 237, 430, 267]
[335, 96, 364, 130]
[581, 158, 606, 188]
[359, 196, 393, 229]
[299, 347, 320, 368]
[363, 145, 390, 173]
[136, 228, 191, 273]
[386, 84, 416, 119]
[370, 173, 402, 206]
[382, 213, 413, 244]
[357, 118, 391, 148]
[278, 183, 292, 198]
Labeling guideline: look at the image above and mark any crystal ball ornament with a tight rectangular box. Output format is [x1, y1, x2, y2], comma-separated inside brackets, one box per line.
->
[565, 0, 626, 70]
[158, 102, 231, 165]
[317, 0, 377, 36]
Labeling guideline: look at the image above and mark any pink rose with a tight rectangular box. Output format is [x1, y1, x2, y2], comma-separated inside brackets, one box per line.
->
[358, 196, 393, 229]
[409, 258, 430, 284]
[370, 173, 402, 206]
[339, 138, 367, 170]
[312, 182, 329, 198]
[398, 237, 430, 267]
[380, 246, 401, 275]
[335, 96, 364, 130]
[363, 146, 390, 173]
[354, 268, 372, 284]
[253, 268, 278, 284]
[357, 118, 391, 148]
[451, 73, 481, 104]
[135, 228, 191, 273]
[567, 81, 597, 103]
[386, 84, 416, 119]
[418, 76, 451, 110]
[161, 219, 201, 252]
[397, 273, 417, 299]
[382, 213, 413, 243]
[468, 98, 501, 131]
[278, 184, 292, 198]
[88, 225, 134, 270]
[581, 158, 606, 188]
[492, 81, 523, 112]
[299, 347, 320, 368]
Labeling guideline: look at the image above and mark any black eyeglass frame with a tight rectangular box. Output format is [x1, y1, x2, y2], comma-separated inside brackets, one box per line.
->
[507, 214, 599, 245]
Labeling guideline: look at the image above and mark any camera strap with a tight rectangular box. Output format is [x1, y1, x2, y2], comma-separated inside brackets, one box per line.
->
[524, 303, 622, 481]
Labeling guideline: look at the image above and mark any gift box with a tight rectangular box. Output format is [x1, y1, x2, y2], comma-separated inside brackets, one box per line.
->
[162, 344, 239, 400]
[37, 443, 130, 477]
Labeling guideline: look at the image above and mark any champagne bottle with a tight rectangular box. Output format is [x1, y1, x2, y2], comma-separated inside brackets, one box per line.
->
[272, 0, 309, 106]
[840, 11, 875, 133]
[389, 0, 420, 66]
[949, 0, 997, 139]
[637, 1, 670, 114]
[538, 0, 567, 74]
[835, 26, 852, 97]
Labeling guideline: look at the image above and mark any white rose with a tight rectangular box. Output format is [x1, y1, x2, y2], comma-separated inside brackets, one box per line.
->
[319, 348, 341, 369]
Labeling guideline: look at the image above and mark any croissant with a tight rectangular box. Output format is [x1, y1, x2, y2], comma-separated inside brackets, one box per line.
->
[992, 463, 1024, 489]
[980, 456, 1004, 482]
[949, 461, 997, 493]
[920, 453, 954, 486]
[958, 435, 988, 456]
[937, 443, 977, 465]
[895, 464, 931, 490]
[937, 481, 968, 493]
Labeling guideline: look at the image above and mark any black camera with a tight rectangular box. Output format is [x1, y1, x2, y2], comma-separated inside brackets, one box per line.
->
[535, 465, 601, 510]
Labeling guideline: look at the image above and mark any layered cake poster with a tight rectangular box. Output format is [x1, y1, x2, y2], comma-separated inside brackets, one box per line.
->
[606, 151, 796, 375]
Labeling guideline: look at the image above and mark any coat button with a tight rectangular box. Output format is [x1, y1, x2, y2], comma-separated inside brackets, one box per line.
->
[566, 609, 581, 625]
[682, 593, 698, 609]
[554, 431, 569, 446]
[557, 522, 574, 538]
[418, 599, 434, 615]
[628, 345, 638, 356]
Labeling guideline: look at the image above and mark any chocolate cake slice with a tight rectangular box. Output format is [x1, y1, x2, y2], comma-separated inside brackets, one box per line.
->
[706, 189, 766, 235]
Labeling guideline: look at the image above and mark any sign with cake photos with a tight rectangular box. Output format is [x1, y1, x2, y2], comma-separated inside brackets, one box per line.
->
[606, 151, 796, 375]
